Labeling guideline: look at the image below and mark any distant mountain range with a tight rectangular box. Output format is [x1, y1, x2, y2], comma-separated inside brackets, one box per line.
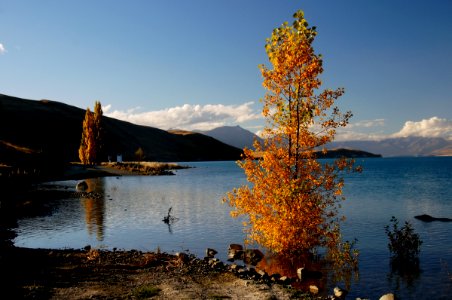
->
[0, 94, 242, 166]
[328, 137, 452, 157]
[197, 126, 263, 150]
[200, 126, 452, 157]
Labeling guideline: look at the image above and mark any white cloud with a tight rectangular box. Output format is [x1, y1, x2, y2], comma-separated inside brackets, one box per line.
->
[335, 117, 452, 141]
[334, 119, 387, 141]
[391, 117, 452, 140]
[335, 130, 387, 141]
[102, 103, 452, 143]
[0, 43, 6, 54]
[347, 119, 385, 129]
[103, 102, 261, 131]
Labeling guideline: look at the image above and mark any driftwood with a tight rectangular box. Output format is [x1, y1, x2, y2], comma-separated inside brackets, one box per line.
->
[163, 207, 178, 224]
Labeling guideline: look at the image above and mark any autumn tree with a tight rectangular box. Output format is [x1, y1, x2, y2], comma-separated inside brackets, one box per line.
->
[224, 10, 360, 258]
[93, 101, 103, 163]
[79, 108, 94, 165]
[79, 101, 103, 165]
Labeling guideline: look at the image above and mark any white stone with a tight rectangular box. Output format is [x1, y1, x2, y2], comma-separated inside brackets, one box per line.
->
[296, 267, 304, 280]
[334, 286, 348, 298]
[379, 293, 395, 300]
[309, 285, 319, 294]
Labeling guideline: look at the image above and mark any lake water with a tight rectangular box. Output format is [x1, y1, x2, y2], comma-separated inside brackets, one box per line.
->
[13, 157, 452, 299]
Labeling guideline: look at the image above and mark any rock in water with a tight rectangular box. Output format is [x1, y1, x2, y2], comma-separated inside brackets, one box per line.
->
[205, 248, 218, 258]
[415, 214, 452, 222]
[243, 249, 264, 265]
[76, 181, 88, 191]
[334, 286, 348, 299]
[379, 293, 395, 300]
[227, 244, 244, 261]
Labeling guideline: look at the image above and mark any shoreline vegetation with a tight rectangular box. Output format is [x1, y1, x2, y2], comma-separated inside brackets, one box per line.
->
[100, 161, 192, 176]
[70, 161, 192, 179]
[0, 161, 191, 184]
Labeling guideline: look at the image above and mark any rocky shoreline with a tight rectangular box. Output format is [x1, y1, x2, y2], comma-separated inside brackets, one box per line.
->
[0, 245, 295, 299]
[0, 243, 397, 300]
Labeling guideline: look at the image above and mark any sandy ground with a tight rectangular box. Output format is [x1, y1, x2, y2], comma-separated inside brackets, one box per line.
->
[0, 247, 299, 300]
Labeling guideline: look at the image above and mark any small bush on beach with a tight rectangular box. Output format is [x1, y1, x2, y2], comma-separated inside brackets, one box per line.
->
[132, 285, 161, 298]
[385, 216, 422, 264]
[135, 147, 145, 161]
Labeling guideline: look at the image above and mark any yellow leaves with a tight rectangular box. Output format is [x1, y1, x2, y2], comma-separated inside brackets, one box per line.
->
[223, 9, 361, 257]
[79, 102, 103, 165]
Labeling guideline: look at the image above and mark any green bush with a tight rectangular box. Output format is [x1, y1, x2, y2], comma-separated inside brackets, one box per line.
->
[385, 216, 422, 263]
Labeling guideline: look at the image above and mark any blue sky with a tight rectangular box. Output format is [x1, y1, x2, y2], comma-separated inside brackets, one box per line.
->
[1, 0, 451, 140]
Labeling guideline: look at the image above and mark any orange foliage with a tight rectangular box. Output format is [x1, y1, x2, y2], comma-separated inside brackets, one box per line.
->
[93, 101, 103, 160]
[79, 101, 103, 165]
[224, 10, 360, 257]
[79, 108, 94, 165]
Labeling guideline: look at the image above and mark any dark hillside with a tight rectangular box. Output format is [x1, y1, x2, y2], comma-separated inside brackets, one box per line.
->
[0, 94, 242, 166]
[0, 95, 85, 166]
[315, 148, 382, 158]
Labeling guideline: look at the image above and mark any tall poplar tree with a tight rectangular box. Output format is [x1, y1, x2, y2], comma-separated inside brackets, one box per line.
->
[79, 101, 103, 165]
[93, 101, 103, 163]
[79, 108, 95, 165]
[224, 10, 360, 257]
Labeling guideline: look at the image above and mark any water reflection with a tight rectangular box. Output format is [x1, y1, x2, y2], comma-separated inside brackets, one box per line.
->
[226, 243, 359, 296]
[254, 250, 359, 295]
[257, 251, 326, 290]
[80, 178, 105, 241]
[387, 259, 421, 296]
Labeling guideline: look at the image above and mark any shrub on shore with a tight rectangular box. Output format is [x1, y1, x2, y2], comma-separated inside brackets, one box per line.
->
[104, 161, 189, 175]
[385, 216, 422, 264]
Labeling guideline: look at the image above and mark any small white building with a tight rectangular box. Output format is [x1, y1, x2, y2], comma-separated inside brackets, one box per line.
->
[116, 154, 123, 163]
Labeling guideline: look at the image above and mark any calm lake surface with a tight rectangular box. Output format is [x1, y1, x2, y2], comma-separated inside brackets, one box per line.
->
[13, 157, 452, 299]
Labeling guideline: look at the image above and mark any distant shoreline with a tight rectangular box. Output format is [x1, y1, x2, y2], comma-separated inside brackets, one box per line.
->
[0, 162, 191, 191]
[58, 161, 191, 181]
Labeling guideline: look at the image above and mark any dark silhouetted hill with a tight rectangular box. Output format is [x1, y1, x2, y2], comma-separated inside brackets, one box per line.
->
[315, 148, 381, 158]
[0, 94, 242, 166]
